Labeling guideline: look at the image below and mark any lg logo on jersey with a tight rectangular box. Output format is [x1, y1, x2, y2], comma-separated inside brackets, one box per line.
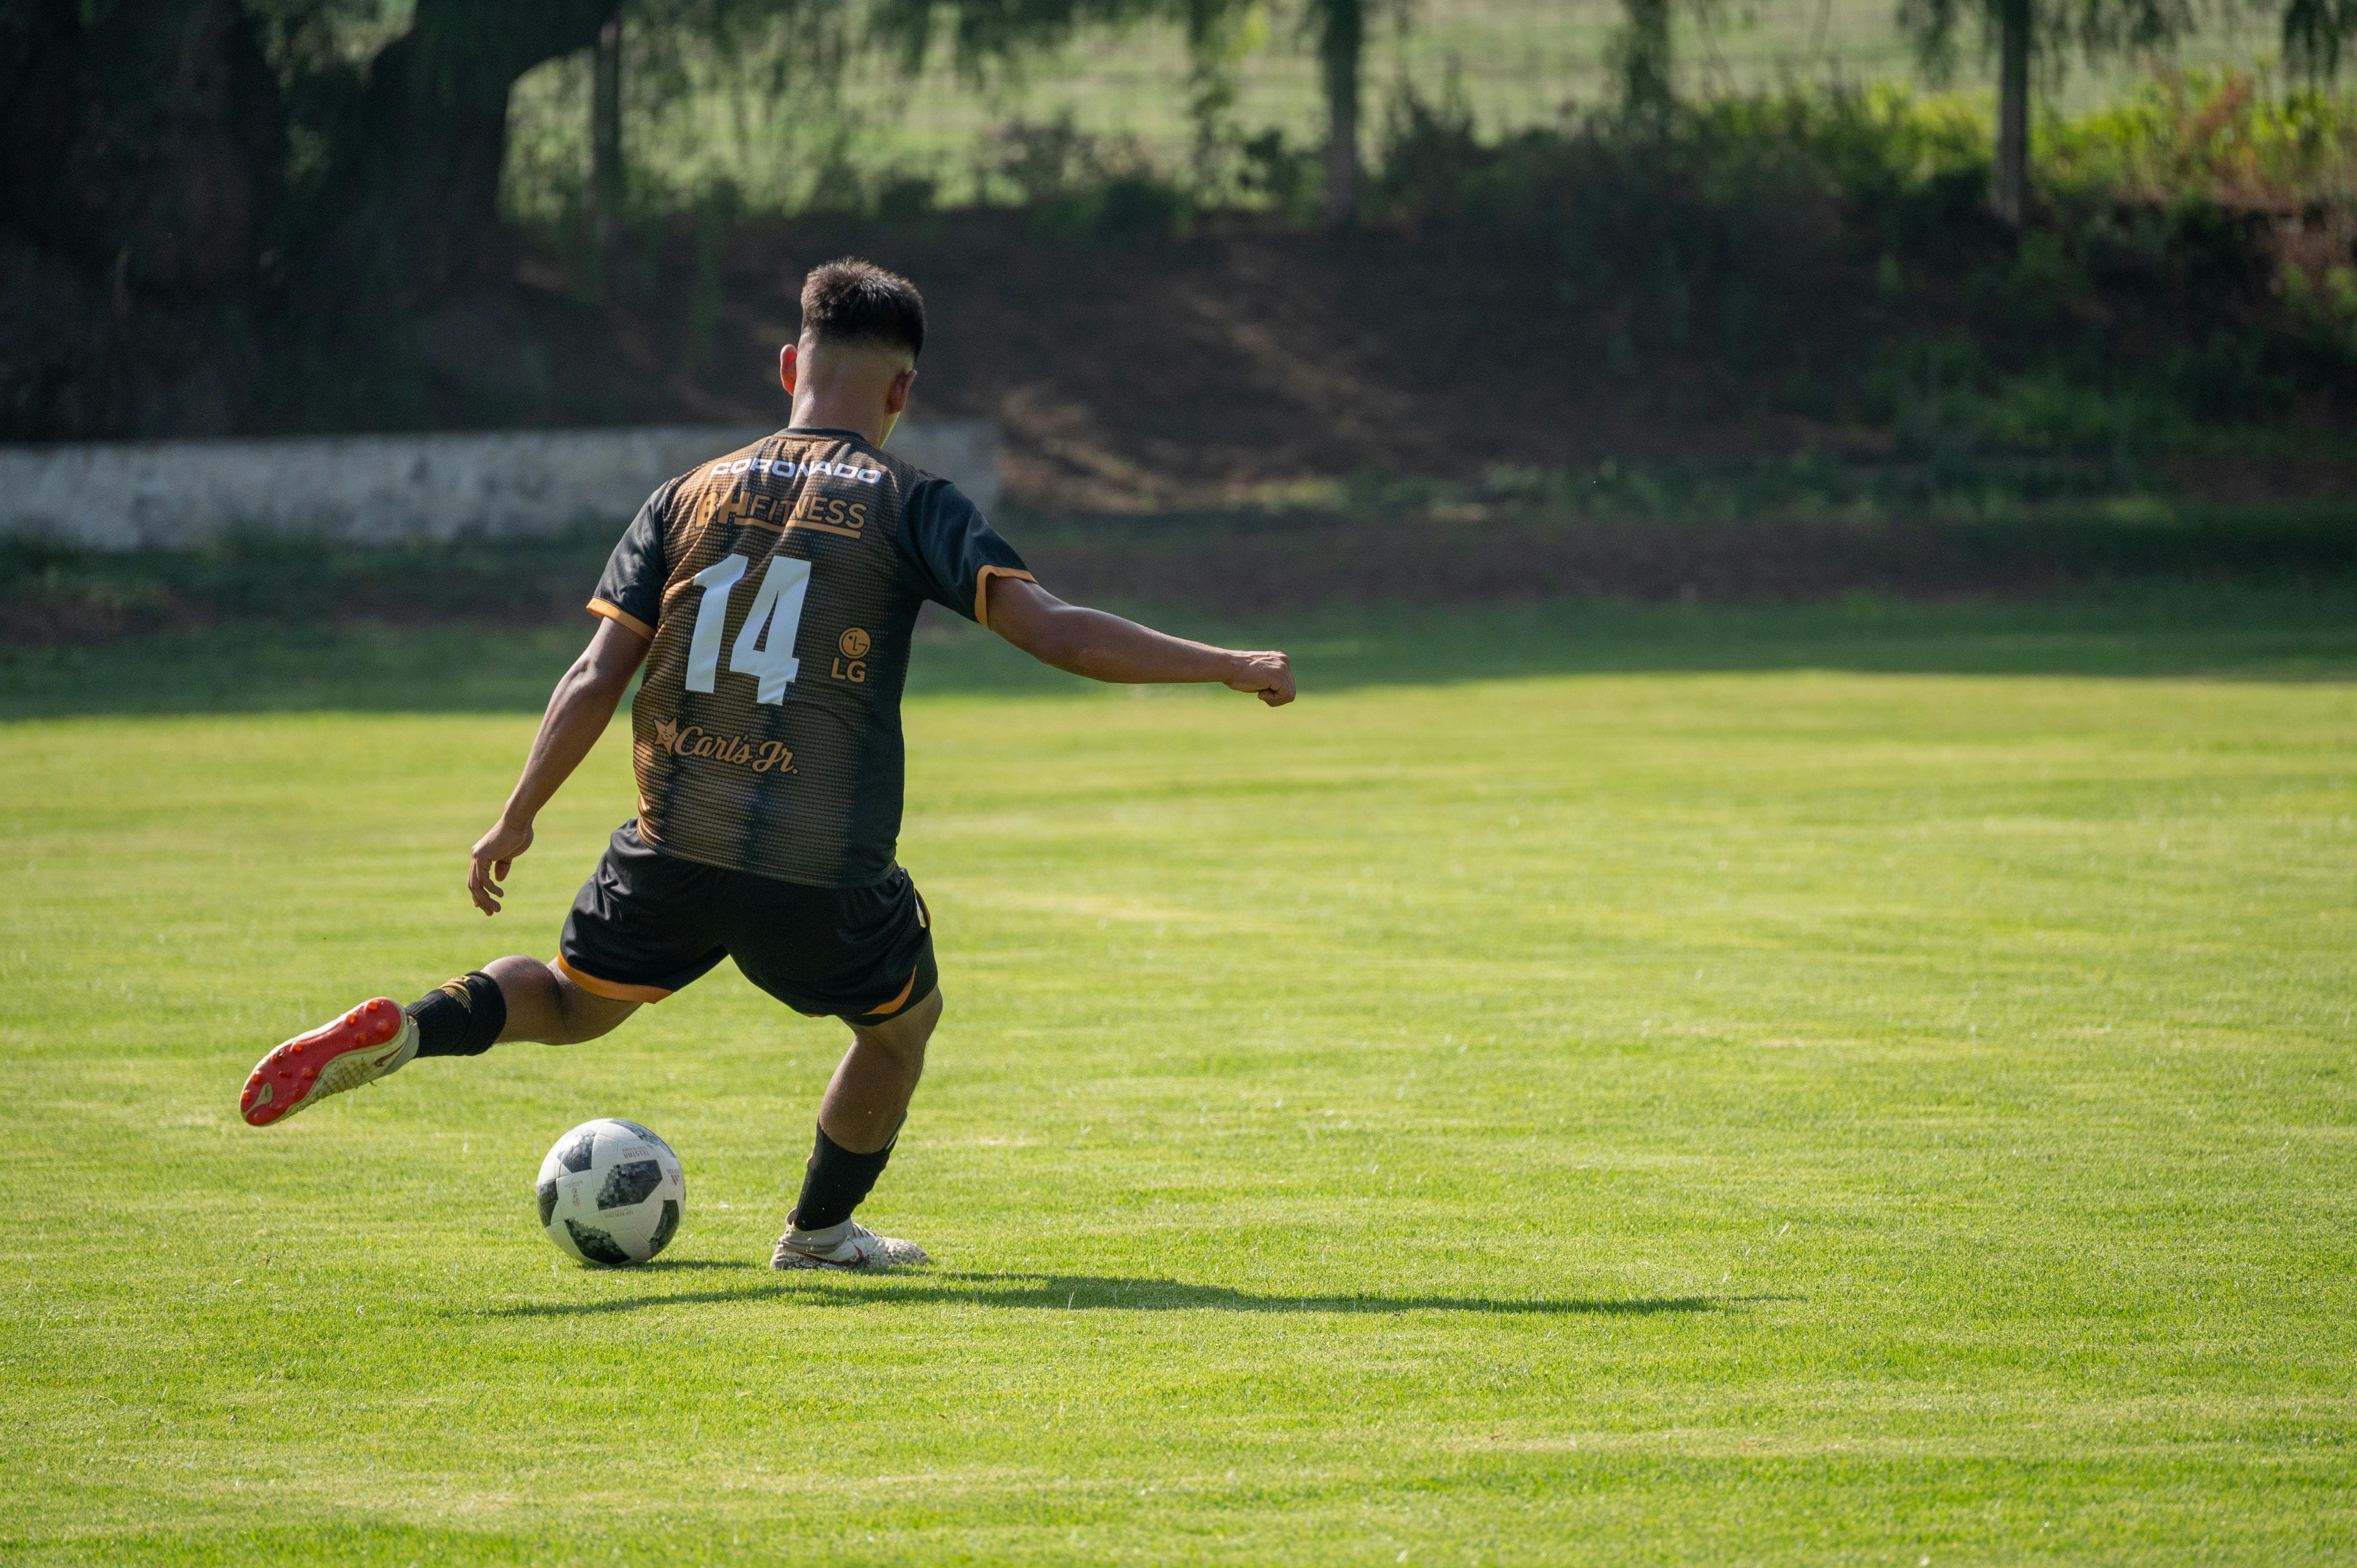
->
[833, 627, 871, 683]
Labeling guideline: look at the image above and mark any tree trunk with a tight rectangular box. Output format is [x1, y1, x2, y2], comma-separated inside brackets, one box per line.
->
[315, 0, 611, 307]
[0, 0, 607, 435]
[0, 0, 285, 438]
[592, 7, 624, 272]
[1182, 0, 1247, 201]
[1993, 0, 2031, 226]
[1314, 0, 1363, 227]
[1618, 0, 1675, 129]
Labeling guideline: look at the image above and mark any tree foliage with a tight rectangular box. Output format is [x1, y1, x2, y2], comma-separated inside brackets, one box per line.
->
[1895, 0, 2243, 81]
[0, 0, 871, 439]
[862, 0, 1387, 222]
[2282, 0, 2357, 74]
[1895, 0, 2264, 221]
[864, 0, 1166, 79]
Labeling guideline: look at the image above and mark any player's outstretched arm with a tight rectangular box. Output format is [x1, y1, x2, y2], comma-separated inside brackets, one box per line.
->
[468, 618, 651, 915]
[987, 578, 1294, 706]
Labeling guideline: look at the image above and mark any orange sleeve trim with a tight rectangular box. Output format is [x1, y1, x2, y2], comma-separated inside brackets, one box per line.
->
[973, 566, 1037, 631]
[864, 967, 920, 1019]
[588, 599, 654, 641]
[556, 953, 671, 1004]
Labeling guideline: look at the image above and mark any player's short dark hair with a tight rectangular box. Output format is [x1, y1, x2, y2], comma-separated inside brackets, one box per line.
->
[799, 258, 925, 361]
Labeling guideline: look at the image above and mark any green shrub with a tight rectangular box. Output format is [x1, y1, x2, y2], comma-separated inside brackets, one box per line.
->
[990, 114, 1194, 244]
[2042, 68, 2357, 209]
[1238, 128, 1321, 222]
[1364, 73, 2355, 455]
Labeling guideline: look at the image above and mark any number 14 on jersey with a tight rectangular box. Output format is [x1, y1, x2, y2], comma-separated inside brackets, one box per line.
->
[684, 553, 808, 703]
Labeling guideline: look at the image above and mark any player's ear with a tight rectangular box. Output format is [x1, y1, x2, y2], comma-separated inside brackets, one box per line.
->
[885, 365, 915, 416]
[779, 342, 798, 395]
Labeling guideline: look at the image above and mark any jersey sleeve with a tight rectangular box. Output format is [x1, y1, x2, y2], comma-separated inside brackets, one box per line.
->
[895, 477, 1034, 628]
[587, 484, 671, 640]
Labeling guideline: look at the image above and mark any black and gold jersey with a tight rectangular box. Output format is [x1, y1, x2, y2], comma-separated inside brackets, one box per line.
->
[587, 426, 1032, 886]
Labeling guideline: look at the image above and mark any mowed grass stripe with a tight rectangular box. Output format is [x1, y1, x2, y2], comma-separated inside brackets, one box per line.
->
[1, 664, 2352, 1563]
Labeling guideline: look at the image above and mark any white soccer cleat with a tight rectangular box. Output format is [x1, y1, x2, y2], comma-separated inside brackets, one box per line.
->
[770, 1218, 929, 1271]
[240, 997, 418, 1127]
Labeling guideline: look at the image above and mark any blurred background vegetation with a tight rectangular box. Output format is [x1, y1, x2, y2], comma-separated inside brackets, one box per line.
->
[3, 0, 2354, 676]
[497, 0, 2315, 220]
[2, 0, 2353, 497]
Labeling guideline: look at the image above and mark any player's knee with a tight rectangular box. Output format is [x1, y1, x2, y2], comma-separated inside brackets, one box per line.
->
[903, 986, 944, 1048]
[853, 988, 938, 1061]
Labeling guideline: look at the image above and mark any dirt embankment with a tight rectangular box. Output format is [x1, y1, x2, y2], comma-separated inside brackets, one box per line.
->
[429, 213, 2357, 515]
[8, 212, 2350, 647]
[435, 215, 1847, 513]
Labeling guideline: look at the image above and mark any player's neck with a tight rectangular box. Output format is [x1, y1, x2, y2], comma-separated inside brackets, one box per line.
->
[788, 387, 893, 450]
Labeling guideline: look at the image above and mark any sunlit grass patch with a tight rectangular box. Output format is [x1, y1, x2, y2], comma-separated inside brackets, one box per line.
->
[2, 611, 2352, 1562]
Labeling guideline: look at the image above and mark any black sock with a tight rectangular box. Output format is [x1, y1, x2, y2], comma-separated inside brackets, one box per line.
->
[790, 1124, 896, 1232]
[405, 971, 508, 1057]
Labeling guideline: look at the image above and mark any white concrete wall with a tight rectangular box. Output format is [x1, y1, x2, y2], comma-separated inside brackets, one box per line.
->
[0, 421, 999, 551]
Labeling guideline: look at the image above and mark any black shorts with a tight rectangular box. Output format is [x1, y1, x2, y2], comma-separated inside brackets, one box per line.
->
[557, 821, 937, 1026]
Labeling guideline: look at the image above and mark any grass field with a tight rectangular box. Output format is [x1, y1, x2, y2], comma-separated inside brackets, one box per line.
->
[5, 594, 2355, 1563]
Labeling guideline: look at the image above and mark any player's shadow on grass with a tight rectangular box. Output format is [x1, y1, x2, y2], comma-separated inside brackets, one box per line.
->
[489, 1268, 1732, 1319]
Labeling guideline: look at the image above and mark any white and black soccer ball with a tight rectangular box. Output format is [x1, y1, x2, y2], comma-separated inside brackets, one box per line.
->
[535, 1118, 686, 1266]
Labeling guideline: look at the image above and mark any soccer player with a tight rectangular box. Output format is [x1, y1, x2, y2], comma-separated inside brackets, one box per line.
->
[238, 259, 1294, 1269]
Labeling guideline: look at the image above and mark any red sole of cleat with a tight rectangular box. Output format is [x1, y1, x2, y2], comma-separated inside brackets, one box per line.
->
[241, 997, 405, 1127]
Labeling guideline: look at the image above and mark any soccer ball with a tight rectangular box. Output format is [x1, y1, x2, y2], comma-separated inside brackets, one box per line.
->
[535, 1118, 687, 1266]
